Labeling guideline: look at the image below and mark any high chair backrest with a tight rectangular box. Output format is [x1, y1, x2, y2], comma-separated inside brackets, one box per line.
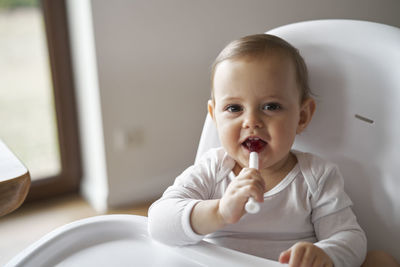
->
[195, 20, 400, 261]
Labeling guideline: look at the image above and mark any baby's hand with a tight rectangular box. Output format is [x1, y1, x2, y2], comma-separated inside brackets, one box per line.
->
[218, 168, 265, 224]
[279, 242, 333, 267]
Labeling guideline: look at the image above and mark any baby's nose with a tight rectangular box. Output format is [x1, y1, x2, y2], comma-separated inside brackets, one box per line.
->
[242, 111, 263, 129]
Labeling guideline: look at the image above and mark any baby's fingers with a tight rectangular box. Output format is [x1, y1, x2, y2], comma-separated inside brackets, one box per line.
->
[279, 244, 306, 267]
[237, 168, 265, 191]
[312, 257, 325, 267]
[279, 242, 333, 267]
[245, 182, 265, 202]
[288, 246, 305, 267]
[279, 249, 291, 264]
[229, 179, 263, 202]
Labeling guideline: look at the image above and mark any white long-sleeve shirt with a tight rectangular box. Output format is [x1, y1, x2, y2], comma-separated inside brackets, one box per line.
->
[148, 148, 367, 267]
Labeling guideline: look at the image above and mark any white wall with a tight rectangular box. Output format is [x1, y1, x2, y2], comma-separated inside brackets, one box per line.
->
[69, 0, 400, 209]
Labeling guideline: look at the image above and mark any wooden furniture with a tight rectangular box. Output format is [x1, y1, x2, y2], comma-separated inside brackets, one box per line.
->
[0, 139, 31, 217]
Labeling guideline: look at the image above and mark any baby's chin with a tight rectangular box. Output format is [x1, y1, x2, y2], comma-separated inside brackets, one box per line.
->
[232, 153, 254, 172]
[222, 146, 256, 170]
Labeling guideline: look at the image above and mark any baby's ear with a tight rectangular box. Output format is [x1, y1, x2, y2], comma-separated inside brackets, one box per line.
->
[208, 99, 216, 121]
[296, 97, 316, 134]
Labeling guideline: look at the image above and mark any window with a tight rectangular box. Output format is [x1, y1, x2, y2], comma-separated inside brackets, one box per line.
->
[0, 0, 81, 201]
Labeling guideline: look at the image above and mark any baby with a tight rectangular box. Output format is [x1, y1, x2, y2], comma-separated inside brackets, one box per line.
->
[148, 34, 367, 267]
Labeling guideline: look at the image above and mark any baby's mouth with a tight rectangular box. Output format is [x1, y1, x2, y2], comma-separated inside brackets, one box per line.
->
[242, 137, 267, 153]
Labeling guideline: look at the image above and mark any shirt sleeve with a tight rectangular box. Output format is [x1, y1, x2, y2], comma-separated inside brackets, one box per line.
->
[313, 208, 367, 267]
[311, 165, 367, 267]
[148, 151, 219, 246]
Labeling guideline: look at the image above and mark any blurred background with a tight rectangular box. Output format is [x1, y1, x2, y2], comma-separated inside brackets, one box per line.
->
[0, 0, 60, 180]
[2, 0, 400, 211]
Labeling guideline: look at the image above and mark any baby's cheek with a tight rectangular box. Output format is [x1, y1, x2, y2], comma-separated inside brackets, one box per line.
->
[277, 121, 297, 140]
[219, 126, 238, 144]
[218, 131, 235, 152]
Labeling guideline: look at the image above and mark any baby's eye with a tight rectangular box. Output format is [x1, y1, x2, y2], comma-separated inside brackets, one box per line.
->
[225, 104, 242, 113]
[263, 102, 282, 111]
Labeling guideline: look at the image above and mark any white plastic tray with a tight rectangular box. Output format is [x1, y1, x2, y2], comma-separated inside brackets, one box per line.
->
[6, 215, 284, 267]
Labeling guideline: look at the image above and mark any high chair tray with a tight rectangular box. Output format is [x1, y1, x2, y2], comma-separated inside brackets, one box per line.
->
[6, 214, 284, 267]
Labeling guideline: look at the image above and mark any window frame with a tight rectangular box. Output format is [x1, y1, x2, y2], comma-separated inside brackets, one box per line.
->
[26, 0, 81, 201]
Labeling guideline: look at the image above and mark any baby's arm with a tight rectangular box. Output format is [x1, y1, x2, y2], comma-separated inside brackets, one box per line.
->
[149, 167, 265, 246]
[313, 207, 367, 267]
[148, 187, 206, 246]
[301, 162, 367, 267]
[190, 168, 265, 235]
[148, 153, 219, 246]
[278, 208, 366, 267]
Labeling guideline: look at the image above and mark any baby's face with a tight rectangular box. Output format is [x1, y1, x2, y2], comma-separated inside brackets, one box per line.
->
[209, 54, 306, 172]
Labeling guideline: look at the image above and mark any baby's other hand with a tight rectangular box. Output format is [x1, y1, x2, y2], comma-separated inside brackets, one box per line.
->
[218, 168, 265, 224]
[279, 242, 333, 267]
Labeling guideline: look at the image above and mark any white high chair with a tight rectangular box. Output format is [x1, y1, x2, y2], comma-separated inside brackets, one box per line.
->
[197, 19, 400, 262]
[6, 20, 400, 266]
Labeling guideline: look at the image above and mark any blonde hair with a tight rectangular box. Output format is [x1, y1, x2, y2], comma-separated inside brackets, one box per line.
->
[211, 34, 311, 102]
